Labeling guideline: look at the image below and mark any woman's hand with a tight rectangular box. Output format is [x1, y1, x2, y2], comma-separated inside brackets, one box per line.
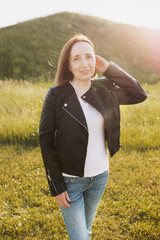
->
[95, 55, 110, 74]
[55, 191, 71, 208]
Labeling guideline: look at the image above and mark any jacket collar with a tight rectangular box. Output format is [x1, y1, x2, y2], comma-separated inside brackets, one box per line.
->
[61, 80, 112, 131]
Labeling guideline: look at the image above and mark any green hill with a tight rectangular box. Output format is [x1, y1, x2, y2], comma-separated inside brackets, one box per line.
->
[0, 12, 159, 83]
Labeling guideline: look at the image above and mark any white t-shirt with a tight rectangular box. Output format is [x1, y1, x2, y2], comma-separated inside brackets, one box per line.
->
[62, 94, 109, 178]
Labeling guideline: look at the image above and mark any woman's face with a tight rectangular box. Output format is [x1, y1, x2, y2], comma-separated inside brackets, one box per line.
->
[69, 41, 96, 82]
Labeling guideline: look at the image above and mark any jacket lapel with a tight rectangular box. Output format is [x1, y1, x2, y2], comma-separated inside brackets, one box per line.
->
[81, 82, 111, 120]
[62, 85, 88, 131]
[61, 80, 114, 131]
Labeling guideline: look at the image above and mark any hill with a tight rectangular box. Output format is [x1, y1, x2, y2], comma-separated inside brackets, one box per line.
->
[0, 12, 159, 83]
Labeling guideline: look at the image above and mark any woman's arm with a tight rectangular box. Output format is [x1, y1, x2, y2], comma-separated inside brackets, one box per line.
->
[95, 55, 147, 105]
[39, 87, 67, 196]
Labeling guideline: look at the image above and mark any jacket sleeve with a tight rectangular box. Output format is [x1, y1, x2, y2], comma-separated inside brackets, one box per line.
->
[103, 61, 147, 105]
[39, 86, 67, 196]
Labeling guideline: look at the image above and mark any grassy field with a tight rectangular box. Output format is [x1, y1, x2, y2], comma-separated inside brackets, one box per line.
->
[0, 80, 160, 239]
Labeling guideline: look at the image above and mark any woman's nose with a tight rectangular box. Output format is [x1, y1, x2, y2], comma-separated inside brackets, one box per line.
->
[81, 58, 88, 67]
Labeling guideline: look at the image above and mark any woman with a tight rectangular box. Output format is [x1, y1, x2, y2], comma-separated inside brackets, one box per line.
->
[39, 34, 147, 240]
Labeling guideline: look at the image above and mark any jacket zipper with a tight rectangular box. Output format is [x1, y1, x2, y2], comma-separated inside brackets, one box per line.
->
[62, 106, 88, 132]
[47, 169, 59, 195]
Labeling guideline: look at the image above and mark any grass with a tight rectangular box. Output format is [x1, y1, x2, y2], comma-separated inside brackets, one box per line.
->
[0, 80, 50, 146]
[0, 147, 159, 239]
[0, 80, 160, 239]
[120, 83, 160, 151]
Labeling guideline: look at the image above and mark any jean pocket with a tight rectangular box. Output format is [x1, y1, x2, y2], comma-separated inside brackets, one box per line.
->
[102, 170, 109, 176]
[63, 176, 75, 184]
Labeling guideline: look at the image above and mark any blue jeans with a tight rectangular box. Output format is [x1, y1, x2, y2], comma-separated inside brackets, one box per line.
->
[60, 170, 109, 240]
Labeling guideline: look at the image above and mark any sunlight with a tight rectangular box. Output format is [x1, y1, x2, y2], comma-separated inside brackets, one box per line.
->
[0, 0, 160, 29]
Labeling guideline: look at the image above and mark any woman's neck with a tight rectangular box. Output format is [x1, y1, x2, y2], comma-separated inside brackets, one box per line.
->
[71, 79, 91, 97]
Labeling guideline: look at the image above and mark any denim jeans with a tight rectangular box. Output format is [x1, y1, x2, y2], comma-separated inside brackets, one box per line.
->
[60, 170, 109, 240]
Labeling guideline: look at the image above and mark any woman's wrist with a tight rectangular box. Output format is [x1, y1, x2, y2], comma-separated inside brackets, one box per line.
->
[102, 60, 110, 73]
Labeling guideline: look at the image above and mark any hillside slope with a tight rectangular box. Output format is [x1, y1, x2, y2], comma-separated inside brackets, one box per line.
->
[0, 12, 159, 83]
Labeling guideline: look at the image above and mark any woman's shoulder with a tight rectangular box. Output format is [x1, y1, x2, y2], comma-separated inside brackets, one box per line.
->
[46, 83, 71, 100]
[92, 76, 106, 83]
[92, 76, 115, 93]
[47, 85, 62, 95]
[43, 86, 60, 103]
[92, 76, 109, 87]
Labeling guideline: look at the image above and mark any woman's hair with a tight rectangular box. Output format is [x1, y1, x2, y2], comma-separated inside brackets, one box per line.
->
[54, 34, 95, 86]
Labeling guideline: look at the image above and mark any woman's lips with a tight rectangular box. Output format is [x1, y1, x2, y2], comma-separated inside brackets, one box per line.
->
[81, 70, 90, 74]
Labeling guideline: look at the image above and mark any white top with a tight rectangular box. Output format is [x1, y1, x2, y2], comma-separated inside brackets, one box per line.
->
[62, 85, 109, 178]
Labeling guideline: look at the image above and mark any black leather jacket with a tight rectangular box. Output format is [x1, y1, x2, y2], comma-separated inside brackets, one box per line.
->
[39, 62, 147, 196]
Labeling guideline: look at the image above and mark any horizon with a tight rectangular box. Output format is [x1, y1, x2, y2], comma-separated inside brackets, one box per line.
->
[0, 0, 160, 30]
[0, 11, 160, 32]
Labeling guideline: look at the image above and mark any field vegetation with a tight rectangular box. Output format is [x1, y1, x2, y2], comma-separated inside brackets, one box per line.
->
[0, 80, 160, 239]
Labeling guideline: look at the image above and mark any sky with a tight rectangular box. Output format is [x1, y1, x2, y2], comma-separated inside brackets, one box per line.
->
[0, 0, 160, 29]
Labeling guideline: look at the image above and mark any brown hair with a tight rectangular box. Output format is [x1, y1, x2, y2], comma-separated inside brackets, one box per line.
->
[54, 34, 95, 86]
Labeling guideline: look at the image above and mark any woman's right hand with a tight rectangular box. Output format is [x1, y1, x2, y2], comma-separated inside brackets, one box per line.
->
[55, 191, 71, 208]
[95, 55, 110, 74]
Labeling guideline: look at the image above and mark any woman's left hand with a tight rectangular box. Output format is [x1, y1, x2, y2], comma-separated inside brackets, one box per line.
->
[95, 55, 110, 74]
